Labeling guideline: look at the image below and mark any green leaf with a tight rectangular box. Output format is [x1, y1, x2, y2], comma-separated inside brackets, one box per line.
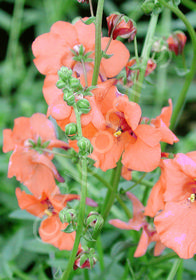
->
[102, 51, 113, 59]
[2, 229, 24, 261]
[81, 17, 96, 25]
[0, 255, 12, 278]
[9, 209, 36, 220]
[23, 239, 57, 254]
[62, 223, 75, 233]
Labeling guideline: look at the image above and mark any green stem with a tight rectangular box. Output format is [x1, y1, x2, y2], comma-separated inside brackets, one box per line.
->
[83, 269, 90, 280]
[2, 0, 25, 96]
[38, 148, 72, 159]
[60, 158, 87, 280]
[61, 106, 87, 280]
[131, 173, 154, 188]
[121, 173, 147, 193]
[132, 12, 159, 102]
[158, 0, 196, 130]
[134, 36, 139, 64]
[166, 259, 183, 280]
[89, 0, 94, 17]
[81, 59, 88, 87]
[97, 236, 105, 271]
[101, 160, 122, 220]
[182, 0, 196, 10]
[91, 0, 105, 86]
[88, 168, 132, 219]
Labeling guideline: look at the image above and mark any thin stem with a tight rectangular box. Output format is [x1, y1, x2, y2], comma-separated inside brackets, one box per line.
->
[89, 0, 94, 17]
[83, 269, 90, 280]
[158, 0, 196, 130]
[91, 0, 105, 86]
[166, 259, 183, 280]
[60, 159, 87, 280]
[131, 173, 154, 188]
[87, 168, 132, 218]
[61, 105, 88, 280]
[101, 160, 122, 220]
[134, 36, 139, 64]
[2, 0, 25, 96]
[38, 148, 72, 159]
[132, 13, 159, 102]
[121, 173, 147, 193]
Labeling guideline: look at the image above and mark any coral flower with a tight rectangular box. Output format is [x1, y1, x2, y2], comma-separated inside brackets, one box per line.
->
[3, 113, 69, 196]
[109, 192, 165, 257]
[91, 96, 162, 172]
[32, 18, 130, 79]
[16, 187, 79, 250]
[152, 152, 196, 259]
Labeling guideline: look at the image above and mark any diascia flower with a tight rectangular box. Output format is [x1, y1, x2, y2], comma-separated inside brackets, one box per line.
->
[3, 113, 69, 197]
[109, 193, 165, 257]
[149, 152, 196, 259]
[167, 31, 187, 55]
[16, 187, 79, 250]
[32, 18, 130, 79]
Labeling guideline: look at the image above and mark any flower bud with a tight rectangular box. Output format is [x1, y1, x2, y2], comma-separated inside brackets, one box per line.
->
[56, 80, 66, 89]
[58, 66, 73, 82]
[141, 0, 155, 14]
[59, 208, 77, 224]
[69, 77, 83, 91]
[106, 13, 136, 41]
[86, 212, 104, 232]
[63, 91, 75, 106]
[77, 137, 93, 156]
[77, 99, 91, 114]
[74, 248, 97, 270]
[167, 31, 187, 55]
[65, 123, 77, 137]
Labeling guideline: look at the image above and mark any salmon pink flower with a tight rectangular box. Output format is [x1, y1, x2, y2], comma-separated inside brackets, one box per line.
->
[32, 18, 129, 79]
[167, 31, 187, 55]
[91, 96, 162, 172]
[150, 99, 179, 145]
[109, 192, 165, 257]
[16, 187, 80, 250]
[152, 152, 196, 259]
[3, 113, 69, 196]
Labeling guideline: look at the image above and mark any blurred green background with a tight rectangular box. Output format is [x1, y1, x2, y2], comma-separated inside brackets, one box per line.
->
[0, 0, 196, 279]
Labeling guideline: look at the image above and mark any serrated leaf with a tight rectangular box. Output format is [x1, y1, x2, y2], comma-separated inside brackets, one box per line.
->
[82, 17, 96, 25]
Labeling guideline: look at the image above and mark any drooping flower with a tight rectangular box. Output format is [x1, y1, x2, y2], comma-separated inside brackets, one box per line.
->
[151, 152, 196, 259]
[167, 31, 187, 55]
[16, 187, 79, 250]
[106, 13, 136, 41]
[109, 192, 165, 257]
[3, 113, 69, 196]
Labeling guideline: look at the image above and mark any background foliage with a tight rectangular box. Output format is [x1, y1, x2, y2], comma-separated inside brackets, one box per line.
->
[0, 0, 196, 279]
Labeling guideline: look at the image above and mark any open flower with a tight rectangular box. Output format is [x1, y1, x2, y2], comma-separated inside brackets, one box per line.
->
[16, 187, 79, 250]
[3, 113, 69, 196]
[109, 192, 165, 257]
[91, 96, 162, 172]
[152, 152, 196, 259]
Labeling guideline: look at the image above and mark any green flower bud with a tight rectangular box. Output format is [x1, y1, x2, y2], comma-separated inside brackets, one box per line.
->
[56, 80, 66, 89]
[77, 137, 93, 156]
[64, 91, 75, 106]
[65, 123, 77, 136]
[77, 99, 91, 114]
[86, 212, 104, 232]
[59, 208, 77, 224]
[70, 77, 83, 91]
[58, 67, 72, 82]
[141, 0, 155, 14]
